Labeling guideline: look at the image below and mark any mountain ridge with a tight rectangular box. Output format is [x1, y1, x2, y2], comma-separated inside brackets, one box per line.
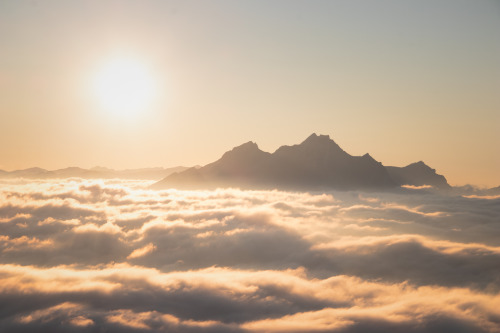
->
[0, 166, 190, 180]
[153, 134, 451, 191]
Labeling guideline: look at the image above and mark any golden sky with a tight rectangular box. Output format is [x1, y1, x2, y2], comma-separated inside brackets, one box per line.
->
[0, 0, 499, 187]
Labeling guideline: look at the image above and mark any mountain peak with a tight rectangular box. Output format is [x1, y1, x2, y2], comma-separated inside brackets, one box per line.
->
[237, 141, 258, 149]
[227, 141, 260, 154]
[386, 160, 450, 189]
[362, 153, 375, 160]
[406, 161, 434, 172]
[302, 133, 332, 145]
[290, 133, 349, 158]
[218, 141, 267, 163]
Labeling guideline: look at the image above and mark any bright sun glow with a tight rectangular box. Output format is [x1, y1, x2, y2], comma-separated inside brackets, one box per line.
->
[93, 57, 157, 117]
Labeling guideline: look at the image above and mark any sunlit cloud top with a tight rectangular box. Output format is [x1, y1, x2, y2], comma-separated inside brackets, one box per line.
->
[1, 179, 499, 331]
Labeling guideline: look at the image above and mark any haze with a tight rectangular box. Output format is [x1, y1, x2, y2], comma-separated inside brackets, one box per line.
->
[2, 2, 500, 331]
[0, 0, 499, 187]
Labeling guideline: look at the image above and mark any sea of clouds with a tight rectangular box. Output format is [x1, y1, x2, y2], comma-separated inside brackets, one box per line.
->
[0, 178, 499, 332]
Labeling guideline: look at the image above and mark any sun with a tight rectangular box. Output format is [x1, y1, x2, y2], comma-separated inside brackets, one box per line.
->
[93, 57, 157, 117]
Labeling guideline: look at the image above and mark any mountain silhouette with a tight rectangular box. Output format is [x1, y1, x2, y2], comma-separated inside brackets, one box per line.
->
[487, 186, 500, 195]
[0, 166, 190, 180]
[386, 161, 451, 190]
[153, 133, 449, 191]
[0, 134, 453, 190]
[9, 167, 51, 178]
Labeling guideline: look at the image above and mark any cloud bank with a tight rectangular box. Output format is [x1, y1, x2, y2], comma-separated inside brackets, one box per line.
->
[1, 179, 499, 332]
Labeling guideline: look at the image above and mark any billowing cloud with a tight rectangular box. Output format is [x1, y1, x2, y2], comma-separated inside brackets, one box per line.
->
[0, 179, 499, 332]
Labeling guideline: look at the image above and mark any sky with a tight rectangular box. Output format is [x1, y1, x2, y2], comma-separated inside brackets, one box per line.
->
[0, 0, 499, 187]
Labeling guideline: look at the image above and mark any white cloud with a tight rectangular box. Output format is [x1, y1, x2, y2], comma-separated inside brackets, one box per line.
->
[0, 179, 499, 332]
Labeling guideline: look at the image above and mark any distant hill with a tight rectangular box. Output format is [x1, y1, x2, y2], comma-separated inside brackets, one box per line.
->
[486, 186, 500, 195]
[386, 161, 451, 190]
[152, 133, 451, 191]
[0, 166, 190, 180]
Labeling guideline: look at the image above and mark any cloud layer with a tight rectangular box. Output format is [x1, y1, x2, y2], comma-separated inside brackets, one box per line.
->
[1, 179, 499, 332]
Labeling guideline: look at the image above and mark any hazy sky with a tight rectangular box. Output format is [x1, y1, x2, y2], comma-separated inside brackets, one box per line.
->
[0, 0, 499, 186]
